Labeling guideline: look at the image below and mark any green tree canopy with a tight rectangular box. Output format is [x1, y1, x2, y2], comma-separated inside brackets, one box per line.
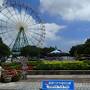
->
[69, 38, 90, 57]
[41, 47, 56, 56]
[20, 46, 56, 58]
[85, 39, 90, 44]
[20, 45, 41, 57]
[0, 37, 11, 59]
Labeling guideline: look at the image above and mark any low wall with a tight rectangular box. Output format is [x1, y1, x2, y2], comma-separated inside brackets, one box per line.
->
[27, 70, 90, 75]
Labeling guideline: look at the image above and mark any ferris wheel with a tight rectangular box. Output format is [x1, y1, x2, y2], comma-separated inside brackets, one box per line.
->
[0, 1, 45, 54]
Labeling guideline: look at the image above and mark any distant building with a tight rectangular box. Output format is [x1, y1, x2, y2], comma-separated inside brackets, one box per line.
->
[50, 50, 62, 54]
[45, 49, 75, 61]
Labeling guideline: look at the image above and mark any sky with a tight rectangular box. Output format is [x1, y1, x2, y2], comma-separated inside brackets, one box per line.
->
[0, 0, 90, 52]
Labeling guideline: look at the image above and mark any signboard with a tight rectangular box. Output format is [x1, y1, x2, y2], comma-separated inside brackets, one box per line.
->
[42, 80, 74, 90]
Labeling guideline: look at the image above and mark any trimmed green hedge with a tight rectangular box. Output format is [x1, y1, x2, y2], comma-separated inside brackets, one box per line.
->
[1, 60, 90, 70]
[28, 60, 90, 70]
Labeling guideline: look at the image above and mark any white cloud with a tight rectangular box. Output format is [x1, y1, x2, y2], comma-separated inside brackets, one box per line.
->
[0, 3, 66, 49]
[0, 0, 4, 7]
[43, 23, 66, 48]
[57, 39, 85, 52]
[0, 5, 65, 48]
[0, 6, 44, 47]
[40, 0, 90, 21]
[44, 23, 65, 40]
[66, 40, 84, 45]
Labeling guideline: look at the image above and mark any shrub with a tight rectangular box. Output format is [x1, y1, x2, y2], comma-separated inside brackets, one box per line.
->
[27, 61, 90, 70]
[1, 76, 12, 83]
[1, 62, 22, 70]
[11, 73, 21, 82]
[1, 60, 90, 71]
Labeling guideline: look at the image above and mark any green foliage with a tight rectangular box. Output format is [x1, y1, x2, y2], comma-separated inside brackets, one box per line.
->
[69, 38, 90, 57]
[41, 47, 55, 56]
[20, 45, 41, 57]
[1, 76, 12, 83]
[1, 62, 22, 70]
[27, 61, 90, 70]
[85, 39, 90, 44]
[1, 60, 90, 70]
[0, 38, 11, 61]
[11, 73, 21, 82]
[27, 61, 42, 66]
[21, 46, 56, 58]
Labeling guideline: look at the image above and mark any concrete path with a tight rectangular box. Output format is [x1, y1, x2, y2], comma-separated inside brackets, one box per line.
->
[0, 82, 90, 90]
[0, 82, 41, 90]
[0, 75, 90, 90]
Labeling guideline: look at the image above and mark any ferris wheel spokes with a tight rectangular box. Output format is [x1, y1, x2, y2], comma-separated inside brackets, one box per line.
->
[0, 29, 16, 35]
[0, 9, 17, 25]
[0, 1, 45, 54]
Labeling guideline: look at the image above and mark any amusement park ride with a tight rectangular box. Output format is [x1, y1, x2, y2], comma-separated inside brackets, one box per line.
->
[0, 0, 45, 56]
[0, 0, 45, 80]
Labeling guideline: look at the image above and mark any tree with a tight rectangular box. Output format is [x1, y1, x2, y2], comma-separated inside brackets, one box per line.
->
[0, 38, 11, 62]
[21, 46, 56, 58]
[83, 39, 90, 55]
[69, 46, 77, 56]
[69, 38, 90, 58]
[40, 47, 56, 57]
[20, 45, 41, 58]
[85, 39, 90, 44]
[70, 44, 85, 56]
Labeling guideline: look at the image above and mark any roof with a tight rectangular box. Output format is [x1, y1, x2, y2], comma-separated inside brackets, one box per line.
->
[50, 50, 62, 54]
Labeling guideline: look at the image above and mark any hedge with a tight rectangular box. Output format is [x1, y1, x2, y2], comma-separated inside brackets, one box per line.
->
[28, 60, 90, 70]
[1, 60, 90, 70]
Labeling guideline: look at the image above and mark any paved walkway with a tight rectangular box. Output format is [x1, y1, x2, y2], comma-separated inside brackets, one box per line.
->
[0, 82, 90, 90]
[0, 82, 41, 90]
[0, 75, 90, 90]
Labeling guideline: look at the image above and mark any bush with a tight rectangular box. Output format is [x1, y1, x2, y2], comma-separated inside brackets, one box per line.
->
[1, 62, 22, 70]
[11, 73, 21, 82]
[1, 60, 90, 71]
[1, 68, 22, 82]
[27, 61, 90, 70]
[1, 76, 12, 83]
